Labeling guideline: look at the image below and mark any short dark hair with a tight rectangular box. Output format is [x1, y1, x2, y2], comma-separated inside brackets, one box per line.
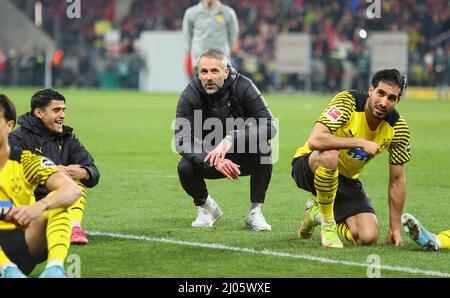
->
[371, 69, 407, 97]
[0, 94, 17, 125]
[31, 89, 66, 111]
[197, 48, 229, 70]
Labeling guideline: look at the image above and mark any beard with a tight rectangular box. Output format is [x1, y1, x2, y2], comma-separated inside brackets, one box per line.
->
[202, 77, 225, 94]
[368, 97, 388, 120]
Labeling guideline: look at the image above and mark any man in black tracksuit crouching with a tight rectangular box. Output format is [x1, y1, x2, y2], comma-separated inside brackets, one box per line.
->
[174, 48, 277, 231]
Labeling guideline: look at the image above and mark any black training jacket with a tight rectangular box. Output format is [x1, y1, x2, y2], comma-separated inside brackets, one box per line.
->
[9, 112, 100, 199]
[175, 66, 277, 167]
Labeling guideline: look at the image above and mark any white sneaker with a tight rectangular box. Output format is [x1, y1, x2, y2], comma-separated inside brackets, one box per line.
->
[245, 208, 271, 231]
[191, 199, 223, 228]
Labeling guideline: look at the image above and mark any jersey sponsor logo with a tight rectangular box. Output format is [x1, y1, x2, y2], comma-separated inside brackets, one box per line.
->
[40, 157, 56, 168]
[0, 199, 13, 208]
[325, 106, 343, 123]
[347, 148, 369, 162]
[0, 199, 13, 220]
[405, 143, 410, 153]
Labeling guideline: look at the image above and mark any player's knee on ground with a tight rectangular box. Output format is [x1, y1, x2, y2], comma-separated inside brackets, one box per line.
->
[354, 228, 378, 245]
[318, 150, 340, 169]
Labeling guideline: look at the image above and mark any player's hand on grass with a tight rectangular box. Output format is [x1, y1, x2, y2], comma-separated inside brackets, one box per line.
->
[386, 229, 403, 246]
[204, 137, 233, 167]
[215, 159, 240, 180]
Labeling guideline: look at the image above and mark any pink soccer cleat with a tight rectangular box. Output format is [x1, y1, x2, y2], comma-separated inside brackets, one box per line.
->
[71, 226, 89, 245]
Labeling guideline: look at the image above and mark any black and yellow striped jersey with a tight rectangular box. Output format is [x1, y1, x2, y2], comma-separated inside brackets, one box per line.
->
[293, 90, 410, 180]
[0, 146, 58, 230]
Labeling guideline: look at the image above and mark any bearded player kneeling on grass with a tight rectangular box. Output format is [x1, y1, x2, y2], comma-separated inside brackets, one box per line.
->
[291, 69, 410, 248]
[0, 94, 82, 278]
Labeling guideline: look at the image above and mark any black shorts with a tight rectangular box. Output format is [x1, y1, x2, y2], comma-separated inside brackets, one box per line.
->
[291, 154, 375, 223]
[0, 229, 47, 275]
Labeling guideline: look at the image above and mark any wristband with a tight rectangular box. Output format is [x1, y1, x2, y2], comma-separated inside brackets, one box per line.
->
[225, 135, 233, 143]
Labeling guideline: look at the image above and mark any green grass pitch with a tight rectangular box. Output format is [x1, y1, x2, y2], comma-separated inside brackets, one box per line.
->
[2, 87, 449, 278]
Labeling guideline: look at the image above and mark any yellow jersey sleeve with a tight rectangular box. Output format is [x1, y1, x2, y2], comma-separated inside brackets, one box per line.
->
[20, 151, 59, 186]
[317, 91, 356, 133]
[388, 117, 411, 164]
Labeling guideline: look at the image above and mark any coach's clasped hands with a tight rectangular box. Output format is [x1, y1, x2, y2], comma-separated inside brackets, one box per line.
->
[204, 137, 233, 167]
[204, 137, 240, 180]
[215, 159, 240, 180]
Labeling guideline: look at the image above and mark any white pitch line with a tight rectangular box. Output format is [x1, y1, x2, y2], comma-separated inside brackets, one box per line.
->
[143, 175, 178, 179]
[88, 230, 450, 277]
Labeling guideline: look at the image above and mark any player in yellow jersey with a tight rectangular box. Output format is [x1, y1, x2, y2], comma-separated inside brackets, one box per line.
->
[291, 69, 410, 248]
[0, 94, 82, 278]
[402, 213, 450, 251]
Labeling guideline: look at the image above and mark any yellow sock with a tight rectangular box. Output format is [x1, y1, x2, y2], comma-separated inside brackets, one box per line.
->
[337, 222, 356, 244]
[0, 246, 12, 267]
[436, 230, 450, 249]
[45, 207, 71, 264]
[70, 184, 86, 224]
[314, 167, 338, 223]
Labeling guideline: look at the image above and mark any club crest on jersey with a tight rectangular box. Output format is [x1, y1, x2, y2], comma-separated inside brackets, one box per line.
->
[40, 158, 56, 167]
[215, 14, 224, 23]
[10, 178, 23, 196]
[325, 106, 343, 123]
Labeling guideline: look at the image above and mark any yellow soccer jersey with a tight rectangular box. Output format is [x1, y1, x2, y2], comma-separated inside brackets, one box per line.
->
[293, 90, 410, 179]
[0, 147, 58, 230]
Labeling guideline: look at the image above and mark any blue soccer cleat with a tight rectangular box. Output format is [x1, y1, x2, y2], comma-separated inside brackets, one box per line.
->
[401, 213, 439, 251]
[1, 266, 27, 278]
[39, 265, 67, 278]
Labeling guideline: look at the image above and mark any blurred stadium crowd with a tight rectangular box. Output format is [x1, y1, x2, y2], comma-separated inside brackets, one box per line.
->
[0, 0, 448, 91]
